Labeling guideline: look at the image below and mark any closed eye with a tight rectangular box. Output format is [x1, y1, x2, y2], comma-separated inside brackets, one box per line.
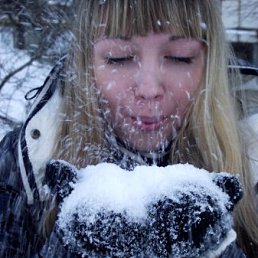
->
[106, 56, 134, 65]
[165, 56, 193, 64]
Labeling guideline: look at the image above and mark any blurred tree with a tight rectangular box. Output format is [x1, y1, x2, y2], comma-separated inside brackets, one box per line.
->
[0, 0, 75, 61]
[0, 0, 76, 130]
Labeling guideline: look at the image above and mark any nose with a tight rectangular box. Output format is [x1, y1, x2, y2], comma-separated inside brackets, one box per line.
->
[134, 60, 164, 101]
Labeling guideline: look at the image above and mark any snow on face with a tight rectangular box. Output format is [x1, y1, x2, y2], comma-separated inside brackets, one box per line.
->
[93, 33, 205, 152]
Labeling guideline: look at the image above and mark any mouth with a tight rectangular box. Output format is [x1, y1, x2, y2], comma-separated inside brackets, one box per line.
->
[131, 116, 166, 131]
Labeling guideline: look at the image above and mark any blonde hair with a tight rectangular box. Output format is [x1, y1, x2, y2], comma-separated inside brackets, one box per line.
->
[49, 0, 257, 256]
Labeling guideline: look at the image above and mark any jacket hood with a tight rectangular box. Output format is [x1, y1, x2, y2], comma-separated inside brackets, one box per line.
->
[18, 57, 66, 204]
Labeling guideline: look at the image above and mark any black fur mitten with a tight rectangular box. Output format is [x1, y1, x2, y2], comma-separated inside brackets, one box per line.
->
[43, 163, 243, 258]
[45, 159, 78, 204]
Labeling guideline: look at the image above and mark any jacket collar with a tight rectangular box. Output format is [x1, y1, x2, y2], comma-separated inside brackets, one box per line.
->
[104, 126, 171, 171]
[18, 57, 66, 204]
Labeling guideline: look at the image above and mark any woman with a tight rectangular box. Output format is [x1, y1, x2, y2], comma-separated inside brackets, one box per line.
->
[0, 0, 258, 257]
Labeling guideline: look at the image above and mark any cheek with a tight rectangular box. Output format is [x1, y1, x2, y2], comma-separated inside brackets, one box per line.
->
[95, 74, 134, 118]
[165, 68, 203, 115]
[95, 68, 134, 95]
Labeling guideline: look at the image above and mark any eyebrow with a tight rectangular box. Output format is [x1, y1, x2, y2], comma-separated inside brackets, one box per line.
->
[121, 35, 186, 41]
[169, 35, 207, 46]
[169, 35, 188, 41]
[109, 36, 132, 41]
[97, 35, 195, 45]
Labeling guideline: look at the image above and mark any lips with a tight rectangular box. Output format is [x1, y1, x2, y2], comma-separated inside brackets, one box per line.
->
[131, 116, 166, 131]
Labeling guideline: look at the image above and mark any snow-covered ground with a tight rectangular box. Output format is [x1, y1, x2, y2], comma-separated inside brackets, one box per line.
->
[0, 30, 51, 140]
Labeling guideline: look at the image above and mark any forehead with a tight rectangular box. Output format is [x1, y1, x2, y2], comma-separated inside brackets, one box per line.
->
[94, 33, 204, 50]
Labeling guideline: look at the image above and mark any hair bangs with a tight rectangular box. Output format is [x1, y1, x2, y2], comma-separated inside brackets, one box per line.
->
[92, 0, 207, 41]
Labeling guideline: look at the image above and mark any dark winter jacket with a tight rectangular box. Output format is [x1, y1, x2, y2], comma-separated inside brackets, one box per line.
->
[1, 59, 258, 257]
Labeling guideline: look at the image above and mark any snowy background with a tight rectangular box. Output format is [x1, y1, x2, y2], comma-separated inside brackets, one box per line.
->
[0, 0, 73, 140]
[0, 31, 51, 140]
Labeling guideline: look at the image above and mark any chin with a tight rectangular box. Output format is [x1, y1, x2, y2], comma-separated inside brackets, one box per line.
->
[116, 127, 173, 153]
[128, 137, 170, 153]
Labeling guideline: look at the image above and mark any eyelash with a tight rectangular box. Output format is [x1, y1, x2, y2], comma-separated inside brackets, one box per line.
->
[106, 56, 134, 65]
[105, 56, 194, 65]
[165, 56, 194, 64]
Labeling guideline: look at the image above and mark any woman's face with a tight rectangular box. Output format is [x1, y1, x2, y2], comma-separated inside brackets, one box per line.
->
[93, 32, 205, 152]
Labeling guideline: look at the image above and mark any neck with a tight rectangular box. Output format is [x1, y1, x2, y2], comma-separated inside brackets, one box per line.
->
[104, 124, 172, 169]
[107, 137, 171, 170]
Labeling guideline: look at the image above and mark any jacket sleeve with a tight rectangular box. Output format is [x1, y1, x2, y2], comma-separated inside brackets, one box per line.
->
[0, 129, 43, 257]
[220, 242, 247, 258]
[40, 227, 79, 258]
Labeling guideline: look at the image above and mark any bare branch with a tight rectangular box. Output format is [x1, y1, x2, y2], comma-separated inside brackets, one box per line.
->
[0, 114, 21, 128]
[0, 55, 37, 91]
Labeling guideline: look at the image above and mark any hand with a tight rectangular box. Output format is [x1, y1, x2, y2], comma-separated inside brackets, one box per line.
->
[52, 167, 242, 258]
[212, 172, 243, 211]
[147, 173, 243, 257]
[45, 159, 78, 204]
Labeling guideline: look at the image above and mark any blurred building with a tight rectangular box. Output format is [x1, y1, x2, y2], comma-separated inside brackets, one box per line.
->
[221, 0, 258, 66]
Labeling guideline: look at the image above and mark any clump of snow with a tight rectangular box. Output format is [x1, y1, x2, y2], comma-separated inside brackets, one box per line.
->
[48, 0, 73, 6]
[99, 0, 107, 5]
[59, 163, 228, 219]
[57, 163, 234, 257]
[200, 22, 207, 30]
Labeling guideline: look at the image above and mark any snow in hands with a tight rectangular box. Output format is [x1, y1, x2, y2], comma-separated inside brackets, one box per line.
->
[57, 163, 242, 258]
